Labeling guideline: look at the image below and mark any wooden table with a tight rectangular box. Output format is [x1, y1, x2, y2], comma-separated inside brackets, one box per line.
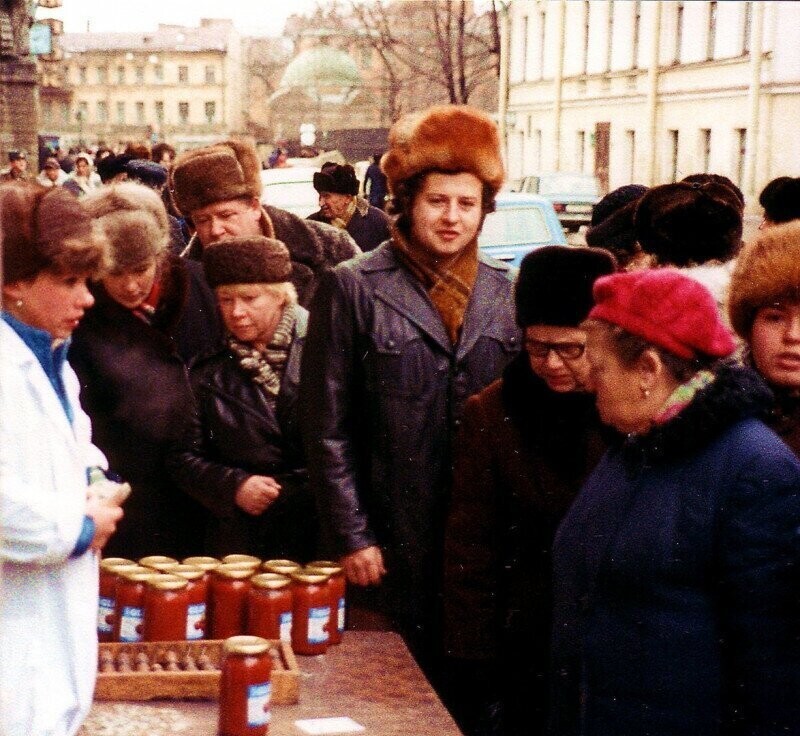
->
[85, 631, 463, 735]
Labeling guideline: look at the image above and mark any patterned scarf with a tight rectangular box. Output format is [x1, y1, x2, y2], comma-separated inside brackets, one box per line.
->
[226, 303, 297, 399]
[653, 369, 715, 425]
[330, 197, 357, 230]
[391, 222, 478, 345]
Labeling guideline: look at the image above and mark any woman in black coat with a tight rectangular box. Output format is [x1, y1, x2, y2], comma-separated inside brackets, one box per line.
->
[167, 235, 317, 561]
[70, 182, 206, 559]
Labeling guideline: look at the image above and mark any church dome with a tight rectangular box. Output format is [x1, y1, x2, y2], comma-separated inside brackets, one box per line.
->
[278, 45, 362, 91]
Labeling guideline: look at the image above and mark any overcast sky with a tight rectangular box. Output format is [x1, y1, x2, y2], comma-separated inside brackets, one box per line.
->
[38, 0, 323, 37]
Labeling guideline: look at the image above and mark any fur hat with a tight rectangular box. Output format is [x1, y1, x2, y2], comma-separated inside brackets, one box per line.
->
[585, 184, 649, 267]
[125, 159, 168, 189]
[728, 220, 800, 338]
[313, 164, 359, 196]
[96, 153, 135, 183]
[8, 150, 26, 162]
[635, 181, 743, 266]
[758, 177, 800, 224]
[515, 246, 617, 328]
[590, 269, 736, 360]
[82, 182, 169, 272]
[381, 105, 504, 195]
[202, 236, 291, 288]
[170, 139, 262, 217]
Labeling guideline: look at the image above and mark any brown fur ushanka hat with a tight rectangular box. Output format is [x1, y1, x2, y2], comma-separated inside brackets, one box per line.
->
[170, 139, 262, 217]
[202, 236, 291, 288]
[381, 105, 504, 196]
[728, 220, 800, 338]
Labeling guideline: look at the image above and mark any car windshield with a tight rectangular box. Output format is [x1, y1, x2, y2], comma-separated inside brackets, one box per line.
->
[479, 206, 552, 247]
[538, 174, 599, 196]
[262, 180, 317, 214]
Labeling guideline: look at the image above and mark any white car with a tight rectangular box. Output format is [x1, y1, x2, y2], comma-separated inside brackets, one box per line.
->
[259, 166, 320, 218]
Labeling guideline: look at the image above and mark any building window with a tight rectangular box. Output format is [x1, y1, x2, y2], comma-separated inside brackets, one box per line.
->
[626, 129, 636, 183]
[116, 101, 125, 124]
[43, 101, 53, 125]
[135, 66, 144, 84]
[534, 129, 542, 171]
[606, 1, 615, 71]
[674, 2, 684, 63]
[668, 129, 679, 183]
[96, 66, 107, 84]
[178, 65, 189, 84]
[178, 102, 189, 125]
[631, 1, 641, 69]
[155, 101, 164, 123]
[577, 130, 586, 172]
[135, 101, 145, 125]
[582, 1, 590, 75]
[205, 65, 216, 84]
[707, 1, 717, 61]
[117, 65, 125, 85]
[96, 101, 108, 123]
[700, 128, 711, 172]
[538, 11, 546, 80]
[60, 102, 69, 124]
[735, 128, 747, 187]
[742, 2, 752, 55]
[520, 15, 529, 81]
[78, 66, 87, 84]
[154, 64, 163, 82]
[205, 101, 216, 125]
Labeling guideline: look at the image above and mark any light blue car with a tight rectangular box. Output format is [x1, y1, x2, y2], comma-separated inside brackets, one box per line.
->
[479, 192, 568, 268]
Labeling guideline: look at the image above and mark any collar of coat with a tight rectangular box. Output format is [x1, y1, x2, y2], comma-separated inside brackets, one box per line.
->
[615, 362, 773, 468]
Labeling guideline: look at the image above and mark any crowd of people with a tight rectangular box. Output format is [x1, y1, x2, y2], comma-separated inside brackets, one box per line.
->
[1, 105, 799, 736]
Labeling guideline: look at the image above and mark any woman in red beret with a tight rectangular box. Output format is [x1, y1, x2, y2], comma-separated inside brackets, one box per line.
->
[550, 269, 800, 736]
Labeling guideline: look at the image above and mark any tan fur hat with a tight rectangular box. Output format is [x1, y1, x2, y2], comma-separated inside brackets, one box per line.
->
[82, 182, 169, 273]
[381, 105, 504, 196]
[170, 139, 262, 217]
[728, 220, 800, 338]
[202, 236, 291, 288]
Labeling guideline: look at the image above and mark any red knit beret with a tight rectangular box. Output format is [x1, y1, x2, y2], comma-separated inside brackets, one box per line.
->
[589, 269, 736, 360]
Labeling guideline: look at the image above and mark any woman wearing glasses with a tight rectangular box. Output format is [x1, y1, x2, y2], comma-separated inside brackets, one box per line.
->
[443, 246, 616, 736]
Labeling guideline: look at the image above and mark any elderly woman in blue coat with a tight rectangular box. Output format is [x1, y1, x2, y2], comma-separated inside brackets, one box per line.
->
[0, 184, 123, 736]
[550, 269, 800, 736]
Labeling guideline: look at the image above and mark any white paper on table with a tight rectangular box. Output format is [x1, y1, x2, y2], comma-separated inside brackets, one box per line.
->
[294, 716, 366, 735]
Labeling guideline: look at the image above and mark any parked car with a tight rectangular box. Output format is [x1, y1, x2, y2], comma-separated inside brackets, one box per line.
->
[517, 172, 601, 232]
[478, 192, 567, 267]
[259, 166, 319, 218]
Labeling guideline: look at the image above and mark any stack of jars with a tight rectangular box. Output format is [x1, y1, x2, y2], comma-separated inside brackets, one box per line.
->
[97, 554, 347, 653]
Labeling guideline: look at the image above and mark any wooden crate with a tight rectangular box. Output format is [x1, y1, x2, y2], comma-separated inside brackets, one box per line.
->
[95, 640, 299, 703]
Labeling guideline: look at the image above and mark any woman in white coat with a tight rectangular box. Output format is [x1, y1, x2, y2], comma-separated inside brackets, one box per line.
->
[0, 183, 123, 736]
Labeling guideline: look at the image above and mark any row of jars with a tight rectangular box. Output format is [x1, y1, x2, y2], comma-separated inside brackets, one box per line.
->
[97, 554, 346, 656]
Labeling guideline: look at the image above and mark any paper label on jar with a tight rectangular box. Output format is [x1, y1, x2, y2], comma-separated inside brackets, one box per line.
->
[308, 605, 330, 644]
[279, 611, 292, 642]
[337, 598, 346, 633]
[186, 602, 206, 640]
[247, 682, 271, 726]
[97, 596, 114, 634]
[119, 606, 144, 642]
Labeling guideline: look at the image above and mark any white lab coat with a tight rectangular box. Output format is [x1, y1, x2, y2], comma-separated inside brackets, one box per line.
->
[0, 320, 106, 736]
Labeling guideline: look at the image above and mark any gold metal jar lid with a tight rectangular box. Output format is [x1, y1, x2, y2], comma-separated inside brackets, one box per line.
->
[305, 561, 343, 576]
[138, 555, 179, 572]
[170, 564, 205, 581]
[120, 570, 162, 584]
[290, 571, 329, 585]
[262, 559, 301, 575]
[251, 573, 292, 591]
[100, 557, 135, 571]
[221, 554, 261, 566]
[112, 564, 152, 578]
[182, 556, 221, 572]
[223, 635, 271, 656]
[146, 574, 188, 591]
[213, 564, 256, 581]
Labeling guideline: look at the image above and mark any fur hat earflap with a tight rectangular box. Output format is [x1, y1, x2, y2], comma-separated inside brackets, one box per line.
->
[203, 236, 292, 288]
[170, 139, 262, 216]
[313, 164, 359, 196]
[83, 181, 169, 273]
[728, 220, 800, 338]
[515, 245, 617, 328]
[381, 105, 504, 195]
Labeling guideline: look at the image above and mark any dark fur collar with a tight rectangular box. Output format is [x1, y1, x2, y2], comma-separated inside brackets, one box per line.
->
[617, 362, 773, 467]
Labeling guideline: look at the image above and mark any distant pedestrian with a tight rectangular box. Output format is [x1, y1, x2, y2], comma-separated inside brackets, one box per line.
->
[0, 150, 28, 182]
[758, 176, 800, 229]
[65, 152, 101, 197]
[36, 157, 68, 188]
[364, 152, 389, 210]
[585, 183, 649, 270]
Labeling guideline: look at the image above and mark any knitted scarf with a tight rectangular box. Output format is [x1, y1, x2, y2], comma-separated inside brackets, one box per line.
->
[330, 197, 357, 230]
[653, 369, 715, 425]
[226, 303, 296, 399]
[391, 222, 478, 345]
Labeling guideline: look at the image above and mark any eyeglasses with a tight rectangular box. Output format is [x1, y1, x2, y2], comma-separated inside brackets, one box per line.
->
[525, 340, 586, 360]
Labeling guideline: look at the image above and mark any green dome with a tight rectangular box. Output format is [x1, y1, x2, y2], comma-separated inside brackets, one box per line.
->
[279, 46, 362, 90]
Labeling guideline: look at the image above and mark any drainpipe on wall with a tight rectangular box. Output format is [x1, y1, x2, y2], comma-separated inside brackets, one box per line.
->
[497, 2, 511, 167]
[646, 1, 662, 186]
[743, 1, 765, 205]
[553, 0, 566, 170]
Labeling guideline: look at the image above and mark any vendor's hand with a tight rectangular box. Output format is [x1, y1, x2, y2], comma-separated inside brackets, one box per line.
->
[85, 495, 123, 552]
[341, 546, 386, 586]
[235, 475, 281, 516]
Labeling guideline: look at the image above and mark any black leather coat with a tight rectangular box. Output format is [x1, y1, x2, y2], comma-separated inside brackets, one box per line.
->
[301, 243, 520, 647]
[167, 308, 317, 561]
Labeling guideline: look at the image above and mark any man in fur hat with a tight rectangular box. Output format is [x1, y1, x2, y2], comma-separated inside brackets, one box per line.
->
[307, 162, 390, 252]
[170, 139, 358, 308]
[301, 105, 520, 692]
